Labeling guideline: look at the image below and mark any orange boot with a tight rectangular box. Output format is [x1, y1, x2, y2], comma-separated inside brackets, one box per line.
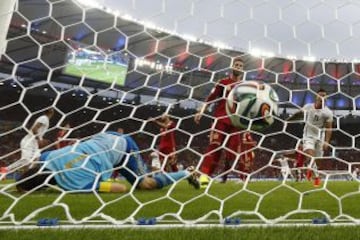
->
[313, 177, 321, 187]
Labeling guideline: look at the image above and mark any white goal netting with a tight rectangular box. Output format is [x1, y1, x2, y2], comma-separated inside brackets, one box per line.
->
[0, 0, 360, 227]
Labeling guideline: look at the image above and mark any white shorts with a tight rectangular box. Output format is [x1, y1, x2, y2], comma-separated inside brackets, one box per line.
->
[303, 138, 323, 157]
[20, 134, 40, 161]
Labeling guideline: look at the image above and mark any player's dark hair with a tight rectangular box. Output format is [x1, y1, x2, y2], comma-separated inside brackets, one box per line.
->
[317, 88, 327, 94]
[61, 120, 71, 127]
[233, 57, 243, 63]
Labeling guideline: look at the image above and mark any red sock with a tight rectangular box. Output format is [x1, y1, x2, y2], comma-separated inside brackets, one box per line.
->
[200, 144, 221, 175]
[314, 177, 321, 186]
[171, 163, 178, 172]
[306, 170, 312, 180]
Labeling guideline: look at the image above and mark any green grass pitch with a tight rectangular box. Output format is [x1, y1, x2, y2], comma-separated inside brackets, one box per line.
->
[63, 62, 128, 85]
[1, 180, 360, 239]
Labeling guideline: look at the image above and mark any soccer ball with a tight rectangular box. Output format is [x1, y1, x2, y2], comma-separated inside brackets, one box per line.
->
[226, 81, 279, 130]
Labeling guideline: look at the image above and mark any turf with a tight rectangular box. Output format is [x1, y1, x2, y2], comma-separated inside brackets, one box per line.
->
[2, 227, 360, 240]
[1, 180, 360, 239]
[63, 62, 128, 85]
[1, 180, 360, 224]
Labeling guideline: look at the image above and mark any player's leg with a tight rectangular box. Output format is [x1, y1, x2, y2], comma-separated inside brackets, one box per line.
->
[7, 135, 40, 174]
[312, 141, 324, 187]
[137, 167, 199, 190]
[120, 154, 199, 190]
[295, 150, 305, 181]
[199, 121, 226, 187]
[160, 147, 178, 172]
[169, 153, 178, 172]
[158, 147, 170, 172]
[222, 131, 240, 183]
[200, 126, 224, 175]
[236, 157, 247, 181]
[303, 138, 316, 181]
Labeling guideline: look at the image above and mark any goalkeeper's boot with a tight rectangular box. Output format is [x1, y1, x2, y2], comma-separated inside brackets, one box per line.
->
[199, 174, 210, 189]
[186, 166, 200, 189]
[313, 177, 321, 187]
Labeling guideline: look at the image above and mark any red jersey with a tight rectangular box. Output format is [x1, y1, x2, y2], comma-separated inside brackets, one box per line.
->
[206, 77, 240, 125]
[56, 130, 73, 149]
[159, 121, 176, 151]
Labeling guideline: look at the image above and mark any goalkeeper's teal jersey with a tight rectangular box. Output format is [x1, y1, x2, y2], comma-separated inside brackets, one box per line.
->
[40, 132, 128, 191]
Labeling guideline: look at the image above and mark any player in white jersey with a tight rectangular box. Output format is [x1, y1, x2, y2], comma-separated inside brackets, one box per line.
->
[7, 108, 54, 172]
[352, 167, 359, 180]
[275, 156, 294, 180]
[287, 89, 333, 187]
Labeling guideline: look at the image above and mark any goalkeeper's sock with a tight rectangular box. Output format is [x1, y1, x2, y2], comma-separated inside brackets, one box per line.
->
[153, 171, 188, 189]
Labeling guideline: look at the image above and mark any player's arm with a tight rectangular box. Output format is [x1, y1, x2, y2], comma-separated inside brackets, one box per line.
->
[286, 110, 304, 122]
[243, 138, 257, 146]
[31, 122, 45, 138]
[55, 131, 62, 149]
[154, 119, 168, 128]
[194, 82, 223, 124]
[99, 181, 127, 193]
[194, 103, 208, 124]
[148, 117, 168, 129]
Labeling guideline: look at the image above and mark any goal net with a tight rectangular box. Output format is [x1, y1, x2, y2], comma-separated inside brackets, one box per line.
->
[0, 0, 359, 227]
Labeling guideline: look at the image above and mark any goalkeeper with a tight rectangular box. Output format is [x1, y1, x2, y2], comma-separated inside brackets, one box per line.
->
[16, 132, 199, 193]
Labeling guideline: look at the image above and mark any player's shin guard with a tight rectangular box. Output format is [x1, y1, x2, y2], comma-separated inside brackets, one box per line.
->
[153, 171, 188, 188]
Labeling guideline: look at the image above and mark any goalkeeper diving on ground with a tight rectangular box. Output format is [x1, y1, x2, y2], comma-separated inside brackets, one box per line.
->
[14, 131, 200, 193]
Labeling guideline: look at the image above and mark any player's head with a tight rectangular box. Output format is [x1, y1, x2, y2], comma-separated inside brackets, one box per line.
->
[315, 88, 327, 109]
[160, 114, 170, 122]
[46, 108, 55, 118]
[150, 151, 159, 159]
[62, 121, 71, 129]
[232, 57, 244, 78]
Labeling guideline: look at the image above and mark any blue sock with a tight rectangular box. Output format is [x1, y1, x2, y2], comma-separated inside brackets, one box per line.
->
[153, 171, 189, 189]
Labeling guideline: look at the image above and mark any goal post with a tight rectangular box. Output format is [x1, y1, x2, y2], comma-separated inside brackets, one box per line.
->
[0, 0, 359, 228]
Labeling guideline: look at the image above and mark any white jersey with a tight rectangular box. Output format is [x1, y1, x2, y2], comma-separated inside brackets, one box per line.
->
[278, 157, 290, 169]
[32, 115, 50, 140]
[302, 103, 333, 139]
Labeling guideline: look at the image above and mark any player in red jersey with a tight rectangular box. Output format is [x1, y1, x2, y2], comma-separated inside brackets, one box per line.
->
[238, 131, 256, 177]
[294, 144, 305, 181]
[222, 131, 256, 183]
[55, 122, 75, 149]
[194, 58, 245, 187]
[151, 114, 178, 172]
